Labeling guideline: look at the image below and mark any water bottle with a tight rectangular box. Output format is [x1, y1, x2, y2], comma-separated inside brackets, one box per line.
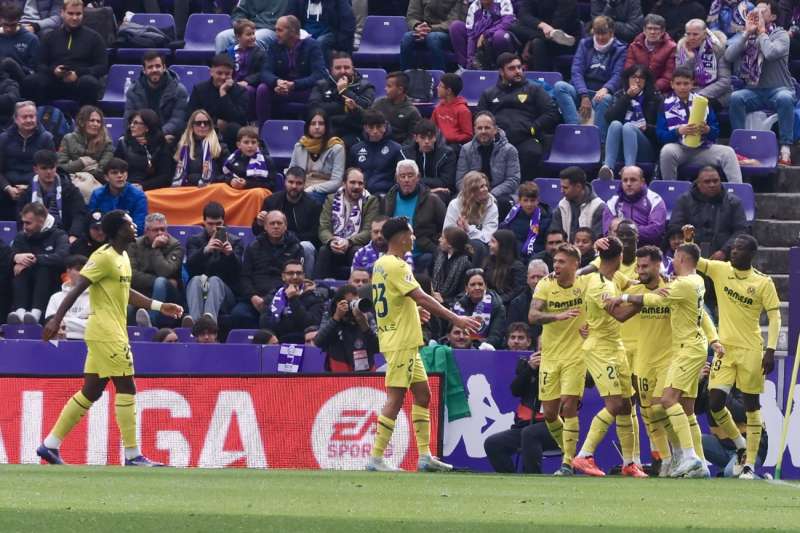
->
[123, 77, 132, 95]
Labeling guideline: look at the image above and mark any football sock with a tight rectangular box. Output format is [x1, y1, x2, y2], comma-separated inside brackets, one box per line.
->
[687, 414, 705, 461]
[665, 403, 694, 452]
[711, 407, 745, 449]
[545, 416, 564, 450]
[616, 414, 635, 465]
[645, 405, 671, 459]
[578, 408, 612, 457]
[411, 405, 430, 457]
[371, 415, 396, 459]
[745, 410, 763, 468]
[47, 391, 93, 446]
[562, 416, 579, 466]
[630, 409, 641, 464]
[114, 393, 139, 458]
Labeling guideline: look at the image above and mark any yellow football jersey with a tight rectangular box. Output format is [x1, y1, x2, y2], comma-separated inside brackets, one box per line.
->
[697, 258, 780, 350]
[81, 244, 131, 344]
[532, 276, 587, 360]
[371, 254, 424, 352]
[643, 273, 707, 349]
[626, 280, 672, 371]
[582, 272, 624, 352]
[592, 257, 638, 349]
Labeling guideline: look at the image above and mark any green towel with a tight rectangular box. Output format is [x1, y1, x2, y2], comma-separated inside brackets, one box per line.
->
[419, 344, 471, 422]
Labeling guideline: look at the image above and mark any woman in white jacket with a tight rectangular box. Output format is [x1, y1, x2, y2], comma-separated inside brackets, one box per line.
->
[44, 255, 91, 340]
[444, 171, 498, 267]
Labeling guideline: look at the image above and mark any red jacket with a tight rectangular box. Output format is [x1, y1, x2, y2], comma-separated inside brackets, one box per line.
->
[624, 32, 677, 94]
[432, 96, 473, 144]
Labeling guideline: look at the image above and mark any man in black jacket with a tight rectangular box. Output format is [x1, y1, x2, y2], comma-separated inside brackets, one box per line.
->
[8, 202, 69, 324]
[253, 166, 321, 276]
[184, 202, 244, 326]
[401, 119, 457, 204]
[259, 258, 324, 343]
[309, 52, 376, 147]
[316, 283, 380, 371]
[0, 236, 11, 321]
[188, 54, 249, 150]
[19, 150, 86, 245]
[477, 53, 561, 181]
[231, 210, 304, 328]
[22, 0, 107, 106]
[507, 259, 548, 340]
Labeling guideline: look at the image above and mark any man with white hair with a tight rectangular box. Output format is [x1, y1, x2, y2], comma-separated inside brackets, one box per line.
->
[507, 259, 549, 341]
[382, 159, 446, 273]
[675, 19, 732, 106]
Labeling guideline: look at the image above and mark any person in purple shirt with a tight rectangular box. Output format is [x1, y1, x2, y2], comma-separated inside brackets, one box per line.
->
[602, 165, 667, 246]
[449, 0, 516, 69]
[351, 215, 413, 273]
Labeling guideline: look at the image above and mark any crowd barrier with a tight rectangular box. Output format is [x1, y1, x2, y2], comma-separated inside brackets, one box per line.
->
[0, 340, 797, 477]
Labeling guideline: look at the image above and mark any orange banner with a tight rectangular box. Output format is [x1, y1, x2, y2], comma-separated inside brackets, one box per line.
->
[145, 183, 271, 226]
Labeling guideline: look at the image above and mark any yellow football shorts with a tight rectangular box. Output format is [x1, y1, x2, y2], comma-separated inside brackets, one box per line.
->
[664, 343, 707, 398]
[637, 364, 670, 407]
[538, 354, 586, 401]
[84, 341, 135, 378]
[384, 348, 427, 388]
[583, 347, 634, 398]
[709, 345, 765, 395]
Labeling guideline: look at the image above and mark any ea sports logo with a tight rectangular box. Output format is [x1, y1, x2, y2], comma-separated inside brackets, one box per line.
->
[312, 387, 409, 470]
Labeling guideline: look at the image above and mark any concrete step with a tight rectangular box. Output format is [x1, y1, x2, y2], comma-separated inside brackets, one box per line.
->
[755, 193, 800, 221]
[759, 301, 789, 326]
[772, 274, 789, 301]
[753, 219, 800, 247]
[769, 165, 800, 193]
[752, 246, 788, 274]
[761, 326, 788, 352]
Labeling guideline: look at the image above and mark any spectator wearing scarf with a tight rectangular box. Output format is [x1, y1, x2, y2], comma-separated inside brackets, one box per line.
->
[290, 109, 346, 203]
[498, 181, 552, 260]
[452, 269, 506, 348]
[261, 259, 324, 343]
[675, 20, 731, 105]
[726, 0, 795, 161]
[222, 126, 276, 190]
[172, 110, 227, 187]
[708, 0, 754, 39]
[316, 167, 379, 279]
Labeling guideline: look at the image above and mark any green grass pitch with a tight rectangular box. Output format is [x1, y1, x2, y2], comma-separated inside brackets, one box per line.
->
[1, 466, 799, 532]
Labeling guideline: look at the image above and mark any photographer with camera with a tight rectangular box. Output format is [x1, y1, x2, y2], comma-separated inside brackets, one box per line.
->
[260, 258, 324, 343]
[315, 283, 379, 372]
[184, 202, 244, 327]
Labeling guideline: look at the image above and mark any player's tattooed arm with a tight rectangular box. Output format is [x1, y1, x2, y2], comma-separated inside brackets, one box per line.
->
[43, 275, 92, 341]
[528, 298, 579, 324]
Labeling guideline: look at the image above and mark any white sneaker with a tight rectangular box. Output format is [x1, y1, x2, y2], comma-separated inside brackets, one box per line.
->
[779, 145, 792, 166]
[686, 462, 711, 478]
[659, 455, 676, 478]
[597, 165, 614, 180]
[739, 465, 756, 479]
[417, 454, 453, 472]
[6, 309, 23, 325]
[732, 448, 746, 477]
[671, 455, 702, 478]
[549, 29, 576, 47]
[366, 456, 402, 472]
[181, 315, 194, 328]
[136, 308, 152, 328]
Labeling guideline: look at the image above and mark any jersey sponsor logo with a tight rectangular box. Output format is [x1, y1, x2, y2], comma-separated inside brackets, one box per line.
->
[724, 285, 754, 306]
[119, 275, 132, 283]
[640, 305, 670, 316]
[549, 297, 582, 310]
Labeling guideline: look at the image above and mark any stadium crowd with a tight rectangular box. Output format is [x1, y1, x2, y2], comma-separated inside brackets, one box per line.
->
[0, 0, 786, 474]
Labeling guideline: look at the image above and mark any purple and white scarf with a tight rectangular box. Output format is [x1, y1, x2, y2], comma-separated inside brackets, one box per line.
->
[624, 94, 646, 128]
[270, 285, 301, 321]
[351, 242, 413, 273]
[453, 292, 493, 338]
[222, 149, 269, 182]
[172, 139, 213, 187]
[678, 31, 719, 87]
[232, 44, 251, 81]
[331, 187, 368, 238]
[663, 92, 709, 146]
[708, 0, 751, 33]
[740, 23, 775, 86]
[30, 175, 63, 222]
[500, 205, 541, 256]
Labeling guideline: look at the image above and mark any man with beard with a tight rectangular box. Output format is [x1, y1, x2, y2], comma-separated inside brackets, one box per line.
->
[351, 215, 413, 274]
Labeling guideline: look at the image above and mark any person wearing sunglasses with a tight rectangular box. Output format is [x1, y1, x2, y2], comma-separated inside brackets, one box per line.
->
[172, 109, 229, 187]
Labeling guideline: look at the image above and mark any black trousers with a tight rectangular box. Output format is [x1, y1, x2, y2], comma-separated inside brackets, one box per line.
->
[12, 265, 59, 316]
[483, 421, 560, 474]
[510, 25, 575, 71]
[513, 137, 544, 182]
[315, 243, 358, 280]
[23, 73, 103, 107]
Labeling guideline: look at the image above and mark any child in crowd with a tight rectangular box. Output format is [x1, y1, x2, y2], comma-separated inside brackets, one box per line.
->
[222, 126, 276, 190]
[227, 19, 266, 117]
[498, 181, 551, 262]
[572, 226, 596, 268]
[431, 73, 473, 146]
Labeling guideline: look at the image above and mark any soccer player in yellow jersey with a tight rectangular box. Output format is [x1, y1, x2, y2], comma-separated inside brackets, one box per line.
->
[613, 243, 724, 478]
[367, 217, 481, 472]
[37, 211, 183, 466]
[571, 237, 648, 478]
[529, 243, 587, 476]
[693, 231, 781, 480]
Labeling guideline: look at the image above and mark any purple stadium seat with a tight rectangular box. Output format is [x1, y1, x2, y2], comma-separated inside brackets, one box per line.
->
[534, 177, 563, 208]
[99, 64, 143, 115]
[649, 180, 691, 219]
[592, 179, 620, 202]
[315, 279, 347, 290]
[724, 182, 755, 221]
[358, 68, 387, 98]
[173, 327, 195, 342]
[729, 129, 778, 179]
[0, 220, 17, 243]
[541, 124, 601, 175]
[116, 13, 176, 64]
[105, 117, 125, 147]
[171, 65, 211, 96]
[228, 226, 256, 248]
[526, 71, 562, 87]
[352, 16, 407, 66]
[261, 119, 304, 168]
[3, 324, 43, 339]
[128, 326, 157, 342]
[459, 70, 498, 106]
[175, 14, 232, 64]
[168, 225, 204, 247]
[51, 99, 79, 115]
[414, 69, 444, 117]
[227, 329, 259, 344]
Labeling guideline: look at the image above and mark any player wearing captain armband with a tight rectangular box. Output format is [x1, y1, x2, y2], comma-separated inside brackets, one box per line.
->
[367, 217, 481, 472]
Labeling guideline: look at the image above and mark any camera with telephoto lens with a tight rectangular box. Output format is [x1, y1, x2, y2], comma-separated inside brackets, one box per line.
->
[349, 298, 372, 313]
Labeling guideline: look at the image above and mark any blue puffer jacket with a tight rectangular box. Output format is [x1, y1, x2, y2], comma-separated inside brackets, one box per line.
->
[88, 183, 148, 236]
[0, 123, 55, 189]
[571, 36, 627, 95]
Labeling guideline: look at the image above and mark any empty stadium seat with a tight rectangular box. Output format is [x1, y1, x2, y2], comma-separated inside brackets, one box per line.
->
[105, 117, 125, 147]
[352, 16, 406, 66]
[358, 68, 387, 98]
[526, 71, 562, 87]
[459, 70, 498, 106]
[415, 69, 444, 117]
[175, 14, 232, 64]
[128, 326, 157, 341]
[227, 329, 259, 344]
[261, 120, 304, 168]
[171, 65, 211, 96]
[592, 179, 620, 202]
[3, 324, 43, 340]
[173, 327, 195, 342]
[0, 220, 17, 243]
[540, 124, 601, 176]
[99, 64, 143, 115]
[228, 226, 256, 248]
[729, 129, 778, 179]
[724, 182, 756, 222]
[533, 177, 563, 208]
[116, 13, 176, 64]
[168, 225, 204, 247]
[649, 180, 691, 218]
